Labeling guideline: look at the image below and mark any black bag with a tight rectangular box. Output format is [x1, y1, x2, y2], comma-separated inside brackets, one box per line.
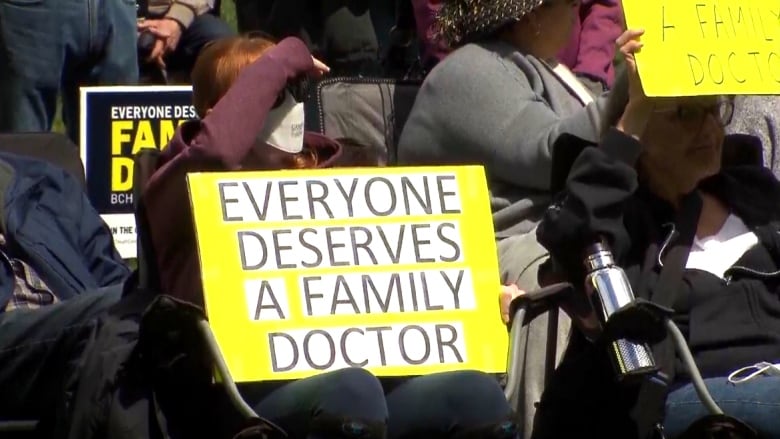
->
[676, 415, 758, 439]
[56, 281, 285, 439]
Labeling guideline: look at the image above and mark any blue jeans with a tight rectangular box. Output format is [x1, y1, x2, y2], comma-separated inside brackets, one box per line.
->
[160, 13, 235, 73]
[0, 286, 123, 419]
[385, 371, 517, 439]
[0, 0, 138, 145]
[665, 376, 780, 437]
[248, 368, 387, 439]
[246, 370, 516, 439]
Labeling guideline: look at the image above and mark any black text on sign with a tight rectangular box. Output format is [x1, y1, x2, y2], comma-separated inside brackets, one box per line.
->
[268, 323, 467, 372]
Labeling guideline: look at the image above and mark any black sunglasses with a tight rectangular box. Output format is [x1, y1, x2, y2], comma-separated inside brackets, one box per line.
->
[272, 75, 311, 108]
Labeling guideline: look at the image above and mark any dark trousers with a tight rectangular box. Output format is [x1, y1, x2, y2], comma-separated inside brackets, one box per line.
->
[0, 286, 123, 420]
[231, 0, 388, 77]
[165, 13, 235, 73]
[245, 369, 517, 439]
[0, 0, 137, 145]
[141, 13, 235, 80]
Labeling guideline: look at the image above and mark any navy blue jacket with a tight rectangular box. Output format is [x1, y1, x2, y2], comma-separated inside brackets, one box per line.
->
[0, 153, 130, 311]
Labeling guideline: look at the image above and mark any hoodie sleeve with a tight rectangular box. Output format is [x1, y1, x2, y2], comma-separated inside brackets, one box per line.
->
[141, 37, 315, 303]
[536, 128, 642, 279]
[571, 0, 624, 87]
[398, 47, 609, 192]
[170, 36, 314, 170]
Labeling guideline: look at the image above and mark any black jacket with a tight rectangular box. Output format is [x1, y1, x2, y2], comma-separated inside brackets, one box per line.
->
[531, 128, 780, 438]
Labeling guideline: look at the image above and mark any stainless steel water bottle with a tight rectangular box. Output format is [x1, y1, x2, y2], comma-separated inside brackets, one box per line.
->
[584, 242, 657, 380]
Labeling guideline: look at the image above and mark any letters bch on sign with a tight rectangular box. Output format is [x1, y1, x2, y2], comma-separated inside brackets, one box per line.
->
[187, 167, 508, 382]
[622, 0, 780, 96]
[79, 85, 197, 258]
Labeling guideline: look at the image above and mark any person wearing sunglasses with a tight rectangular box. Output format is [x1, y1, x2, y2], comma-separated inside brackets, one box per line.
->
[527, 29, 780, 438]
[398, 0, 608, 436]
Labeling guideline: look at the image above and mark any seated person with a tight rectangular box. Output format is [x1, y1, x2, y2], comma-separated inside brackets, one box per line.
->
[230, 0, 384, 76]
[411, 0, 623, 91]
[142, 34, 519, 439]
[138, 0, 234, 75]
[398, 0, 616, 434]
[521, 29, 780, 438]
[0, 153, 129, 424]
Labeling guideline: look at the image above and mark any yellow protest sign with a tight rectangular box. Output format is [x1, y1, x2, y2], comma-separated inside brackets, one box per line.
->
[187, 167, 508, 383]
[622, 0, 780, 96]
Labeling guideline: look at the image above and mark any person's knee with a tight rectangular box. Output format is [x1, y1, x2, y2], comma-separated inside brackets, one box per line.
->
[314, 367, 387, 421]
[311, 368, 387, 438]
[445, 371, 510, 413]
[441, 371, 517, 438]
[324, 367, 385, 408]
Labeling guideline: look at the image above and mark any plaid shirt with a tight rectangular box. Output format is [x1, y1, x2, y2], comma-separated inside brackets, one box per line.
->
[1, 234, 56, 312]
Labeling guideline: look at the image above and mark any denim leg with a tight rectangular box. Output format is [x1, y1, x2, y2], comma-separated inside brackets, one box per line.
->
[232, 0, 273, 33]
[0, 0, 63, 134]
[248, 367, 388, 438]
[0, 285, 123, 419]
[369, 0, 394, 53]
[60, 0, 138, 146]
[165, 14, 235, 74]
[664, 376, 780, 437]
[385, 371, 518, 439]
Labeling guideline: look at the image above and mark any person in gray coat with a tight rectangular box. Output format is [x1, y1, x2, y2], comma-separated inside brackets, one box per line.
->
[397, 0, 618, 437]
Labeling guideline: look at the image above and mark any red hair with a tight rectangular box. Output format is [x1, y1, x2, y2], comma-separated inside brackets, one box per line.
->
[190, 35, 317, 169]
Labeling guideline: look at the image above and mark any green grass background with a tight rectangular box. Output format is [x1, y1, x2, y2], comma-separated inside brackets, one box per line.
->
[51, 2, 238, 134]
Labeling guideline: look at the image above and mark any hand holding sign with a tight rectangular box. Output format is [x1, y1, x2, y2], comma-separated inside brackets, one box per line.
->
[616, 29, 656, 141]
[499, 284, 525, 325]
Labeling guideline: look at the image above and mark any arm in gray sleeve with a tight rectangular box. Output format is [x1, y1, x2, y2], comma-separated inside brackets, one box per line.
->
[421, 51, 607, 191]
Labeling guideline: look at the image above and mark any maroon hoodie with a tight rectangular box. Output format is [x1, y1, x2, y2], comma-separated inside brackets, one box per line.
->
[411, 0, 448, 69]
[556, 0, 624, 88]
[142, 37, 342, 306]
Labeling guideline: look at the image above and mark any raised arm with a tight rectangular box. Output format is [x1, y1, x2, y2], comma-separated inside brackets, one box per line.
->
[405, 50, 608, 191]
[187, 37, 315, 168]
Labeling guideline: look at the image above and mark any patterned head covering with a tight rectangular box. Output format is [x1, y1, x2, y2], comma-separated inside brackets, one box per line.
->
[435, 0, 546, 47]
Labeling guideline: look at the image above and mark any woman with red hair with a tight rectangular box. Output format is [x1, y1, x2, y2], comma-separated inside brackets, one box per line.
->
[142, 34, 518, 439]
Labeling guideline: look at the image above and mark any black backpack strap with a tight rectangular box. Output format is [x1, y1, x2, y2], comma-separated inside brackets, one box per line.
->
[133, 148, 163, 292]
[651, 192, 702, 310]
[648, 192, 702, 381]
[629, 192, 702, 439]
